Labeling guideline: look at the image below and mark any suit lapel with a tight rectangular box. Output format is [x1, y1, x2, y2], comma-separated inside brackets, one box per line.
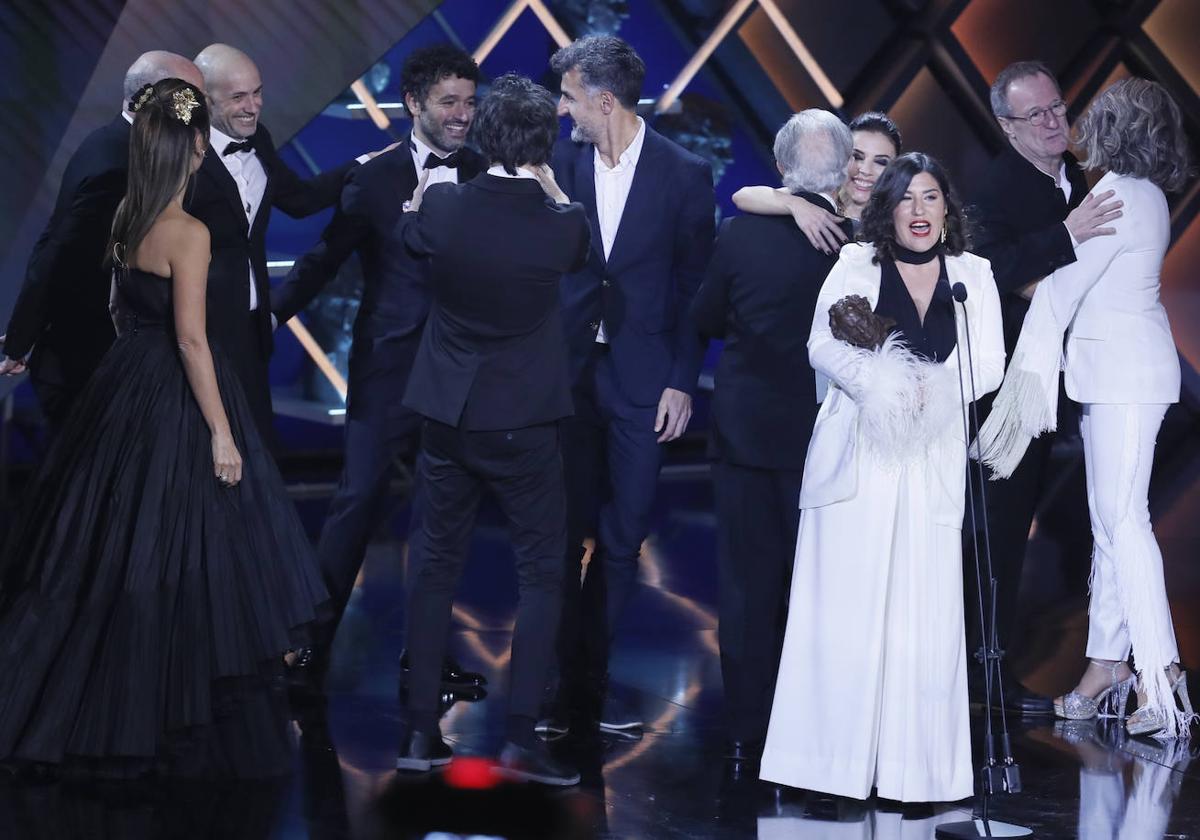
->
[199, 148, 249, 235]
[573, 143, 604, 266]
[606, 127, 662, 271]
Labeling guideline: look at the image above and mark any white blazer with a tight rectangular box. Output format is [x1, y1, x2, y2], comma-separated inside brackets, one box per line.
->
[799, 243, 1005, 526]
[1057, 171, 1180, 405]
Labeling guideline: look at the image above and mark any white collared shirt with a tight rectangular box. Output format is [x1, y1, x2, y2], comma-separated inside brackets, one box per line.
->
[486, 164, 538, 179]
[593, 117, 646, 343]
[411, 132, 461, 190]
[211, 125, 267, 310]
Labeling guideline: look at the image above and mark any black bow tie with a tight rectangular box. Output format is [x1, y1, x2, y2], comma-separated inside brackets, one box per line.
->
[423, 150, 461, 170]
[222, 139, 255, 156]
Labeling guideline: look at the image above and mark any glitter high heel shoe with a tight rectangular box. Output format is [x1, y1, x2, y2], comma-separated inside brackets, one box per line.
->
[1054, 660, 1136, 721]
[1126, 670, 1195, 738]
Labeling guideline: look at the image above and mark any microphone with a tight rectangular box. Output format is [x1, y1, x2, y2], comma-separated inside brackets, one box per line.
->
[937, 280, 1029, 839]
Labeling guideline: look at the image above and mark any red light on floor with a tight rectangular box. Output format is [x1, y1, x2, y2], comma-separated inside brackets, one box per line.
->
[444, 756, 500, 790]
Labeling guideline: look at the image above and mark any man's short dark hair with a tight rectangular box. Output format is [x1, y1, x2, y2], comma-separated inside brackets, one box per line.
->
[549, 35, 644, 109]
[400, 44, 480, 107]
[989, 60, 1060, 119]
[472, 74, 558, 175]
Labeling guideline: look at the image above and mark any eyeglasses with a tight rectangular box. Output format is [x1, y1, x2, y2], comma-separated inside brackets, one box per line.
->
[1003, 100, 1067, 127]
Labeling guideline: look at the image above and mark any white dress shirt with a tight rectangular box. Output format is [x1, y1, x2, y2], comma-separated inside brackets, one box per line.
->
[486, 164, 538, 179]
[211, 126, 267, 310]
[593, 116, 646, 343]
[411, 132, 461, 189]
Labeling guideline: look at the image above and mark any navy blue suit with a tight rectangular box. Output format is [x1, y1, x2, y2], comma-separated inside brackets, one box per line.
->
[551, 126, 714, 691]
[270, 139, 486, 644]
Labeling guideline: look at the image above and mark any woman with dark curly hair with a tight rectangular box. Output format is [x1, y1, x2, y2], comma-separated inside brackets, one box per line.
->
[977, 78, 1195, 739]
[760, 152, 1004, 802]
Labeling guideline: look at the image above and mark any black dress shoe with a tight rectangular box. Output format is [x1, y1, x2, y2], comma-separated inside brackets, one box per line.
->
[399, 651, 488, 689]
[395, 730, 454, 772]
[494, 741, 580, 786]
[725, 739, 763, 762]
[1003, 682, 1054, 716]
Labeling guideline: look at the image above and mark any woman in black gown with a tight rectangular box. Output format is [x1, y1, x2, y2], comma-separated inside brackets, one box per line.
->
[0, 78, 326, 778]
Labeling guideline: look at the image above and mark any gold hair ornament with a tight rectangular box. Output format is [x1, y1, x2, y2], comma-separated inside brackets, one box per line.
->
[171, 87, 200, 125]
[129, 83, 155, 114]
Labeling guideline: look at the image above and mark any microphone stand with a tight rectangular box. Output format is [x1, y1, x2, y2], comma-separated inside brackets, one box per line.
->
[936, 282, 1031, 840]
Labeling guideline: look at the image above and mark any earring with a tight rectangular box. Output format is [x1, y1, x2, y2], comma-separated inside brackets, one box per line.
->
[940, 220, 947, 245]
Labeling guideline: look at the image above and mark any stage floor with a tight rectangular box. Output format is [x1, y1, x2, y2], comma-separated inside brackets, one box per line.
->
[2, 465, 1197, 838]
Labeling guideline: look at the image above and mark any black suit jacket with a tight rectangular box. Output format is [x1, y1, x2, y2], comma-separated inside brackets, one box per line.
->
[691, 195, 848, 470]
[399, 175, 590, 431]
[4, 115, 128, 401]
[552, 127, 714, 406]
[188, 123, 353, 363]
[969, 146, 1088, 349]
[270, 138, 486, 416]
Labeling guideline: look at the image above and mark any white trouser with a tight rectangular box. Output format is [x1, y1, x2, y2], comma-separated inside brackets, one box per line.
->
[1080, 402, 1179, 666]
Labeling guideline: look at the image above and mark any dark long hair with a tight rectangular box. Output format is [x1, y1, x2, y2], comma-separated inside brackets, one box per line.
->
[859, 152, 969, 263]
[107, 78, 209, 267]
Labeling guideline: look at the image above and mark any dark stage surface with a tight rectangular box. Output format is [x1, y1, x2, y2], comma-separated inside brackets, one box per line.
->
[1, 463, 1198, 839]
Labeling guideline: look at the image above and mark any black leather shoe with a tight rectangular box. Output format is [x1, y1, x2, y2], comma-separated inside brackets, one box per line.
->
[1003, 682, 1055, 716]
[725, 739, 763, 762]
[494, 741, 580, 786]
[395, 730, 454, 772]
[399, 651, 488, 689]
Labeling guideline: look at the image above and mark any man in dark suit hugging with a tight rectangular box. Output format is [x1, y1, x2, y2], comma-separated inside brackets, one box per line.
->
[691, 109, 854, 764]
[394, 74, 590, 786]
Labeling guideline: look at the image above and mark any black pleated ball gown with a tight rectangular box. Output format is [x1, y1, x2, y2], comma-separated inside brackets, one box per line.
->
[0, 268, 328, 777]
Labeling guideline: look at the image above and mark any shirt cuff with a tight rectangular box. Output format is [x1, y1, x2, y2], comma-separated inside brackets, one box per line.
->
[1065, 222, 1079, 250]
[355, 153, 371, 165]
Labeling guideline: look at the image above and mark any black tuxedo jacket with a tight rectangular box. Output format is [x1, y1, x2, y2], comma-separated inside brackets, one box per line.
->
[188, 123, 353, 363]
[399, 175, 590, 431]
[969, 146, 1088, 349]
[552, 127, 714, 406]
[5, 115, 129, 403]
[270, 138, 487, 411]
[691, 195, 849, 470]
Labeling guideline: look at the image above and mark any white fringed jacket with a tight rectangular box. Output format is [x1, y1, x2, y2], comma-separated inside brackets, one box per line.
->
[799, 242, 1006, 527]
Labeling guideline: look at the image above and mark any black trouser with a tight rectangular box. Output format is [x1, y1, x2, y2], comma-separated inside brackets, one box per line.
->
[221, 309, 275, 449]
[314, 360, 422, 646]
[964, 430, 1055, 661]
[557, 350, 663, 690]
[404, 420, 565, 731]
[712, 460, 803, 743]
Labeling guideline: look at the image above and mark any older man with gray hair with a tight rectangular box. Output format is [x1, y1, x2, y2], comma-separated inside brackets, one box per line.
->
[2, 51, 203, 430]
[691, 108, 853, 764]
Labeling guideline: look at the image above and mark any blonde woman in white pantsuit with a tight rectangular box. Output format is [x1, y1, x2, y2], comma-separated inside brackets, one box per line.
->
[978, 78, 1195, 739]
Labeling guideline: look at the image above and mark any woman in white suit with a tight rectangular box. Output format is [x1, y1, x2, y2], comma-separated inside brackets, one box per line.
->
[977, 78, 1194, 739]
[760, 153, 1005, 802]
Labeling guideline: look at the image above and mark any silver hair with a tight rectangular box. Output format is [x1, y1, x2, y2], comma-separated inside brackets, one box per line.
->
[1075, 77, 1192, 193]
[123, 51, 196, 104]
[773, 109, 853, 195]
[989, 60, 1059, 118]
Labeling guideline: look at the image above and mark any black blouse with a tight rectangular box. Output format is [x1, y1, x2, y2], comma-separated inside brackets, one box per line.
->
[873, 257, 957, 362]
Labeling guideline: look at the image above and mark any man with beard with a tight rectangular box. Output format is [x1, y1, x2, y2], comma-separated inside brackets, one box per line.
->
[966, 60, 1123, 715]
[189, 43, 380, 444]
[1, 52, 204, 431]
[546, 35, 715, 735]
[271, 45, 487, 689]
